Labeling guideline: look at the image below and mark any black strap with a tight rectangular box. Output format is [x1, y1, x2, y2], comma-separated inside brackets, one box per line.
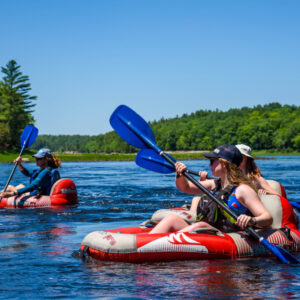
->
[214, 184, 237, 201]
[81, 246, 90, 258]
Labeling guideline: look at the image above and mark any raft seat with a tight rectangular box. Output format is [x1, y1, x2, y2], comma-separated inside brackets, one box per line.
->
[49, 178, 78, 205]
[259, 194, 283, 229]
[50, 179, 64, 195]
[266, 179, 284, 197]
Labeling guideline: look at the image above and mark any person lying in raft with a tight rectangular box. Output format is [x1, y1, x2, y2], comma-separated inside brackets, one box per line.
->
[236, 144, 280, 196]
[150, 145, 273, 234]
[0, 148, 61, 199]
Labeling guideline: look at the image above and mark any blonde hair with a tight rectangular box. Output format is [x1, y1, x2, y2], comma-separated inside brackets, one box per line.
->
[219, 158, 257, 192]
[46, 154, 61, 169]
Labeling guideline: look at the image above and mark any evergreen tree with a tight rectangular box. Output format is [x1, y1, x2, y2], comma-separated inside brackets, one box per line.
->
[0, 60, 36, 150]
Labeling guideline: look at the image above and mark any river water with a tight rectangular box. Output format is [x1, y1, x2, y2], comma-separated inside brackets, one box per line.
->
[0, 156, 300, 299]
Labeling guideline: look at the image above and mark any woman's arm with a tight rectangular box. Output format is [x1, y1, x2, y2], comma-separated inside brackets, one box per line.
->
[14, 157, 33, 177]
[16, 169, 51, 195]
[255, 176, 281, 196]
[235, 184, 273, 229]
[175, 162, 216, 195]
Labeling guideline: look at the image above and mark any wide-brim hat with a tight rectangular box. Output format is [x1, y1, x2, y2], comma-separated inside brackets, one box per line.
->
[236, 144, 253, 158]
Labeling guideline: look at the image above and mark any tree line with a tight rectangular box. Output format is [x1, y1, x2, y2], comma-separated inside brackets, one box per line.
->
[1, 60, 299, 153]
[34, 102, 300, 153]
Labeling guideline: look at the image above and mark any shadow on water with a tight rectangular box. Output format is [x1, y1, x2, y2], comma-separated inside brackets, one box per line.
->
[0, 159, 300, 298]
[73, 255, 300, 299]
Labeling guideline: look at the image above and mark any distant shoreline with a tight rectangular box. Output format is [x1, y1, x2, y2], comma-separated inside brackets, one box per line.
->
[0, 150, 299, 163]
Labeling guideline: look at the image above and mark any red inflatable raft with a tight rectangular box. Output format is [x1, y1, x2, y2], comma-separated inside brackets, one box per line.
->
[0, 178, 78, 208]
[80, 187, 300, 263]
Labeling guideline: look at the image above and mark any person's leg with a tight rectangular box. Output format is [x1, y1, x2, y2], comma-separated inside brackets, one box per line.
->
[179, 221, 213, 232]
[15, 184, 25, 189]
[149, 214, 189, 234]
[3, 185, 18, 193]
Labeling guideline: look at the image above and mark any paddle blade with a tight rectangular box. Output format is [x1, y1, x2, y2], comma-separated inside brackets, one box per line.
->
[20, 125, 39, 150]
[260, 237, 300, 264]
[110, 105, 156, 149]
[136, 149, 176, 174]
[290, 201, 300, 210]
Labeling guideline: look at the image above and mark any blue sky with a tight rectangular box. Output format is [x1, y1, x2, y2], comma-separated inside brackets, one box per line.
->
[1, 0, 299, 135]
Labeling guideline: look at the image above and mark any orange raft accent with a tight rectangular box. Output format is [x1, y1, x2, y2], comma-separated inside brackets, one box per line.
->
[0, 178, 78, 208]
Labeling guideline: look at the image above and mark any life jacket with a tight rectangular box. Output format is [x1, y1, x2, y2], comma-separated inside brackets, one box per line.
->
[30, 168, 60, 196]
[196, 184, 251, 233]
[45, 169, 61, 195]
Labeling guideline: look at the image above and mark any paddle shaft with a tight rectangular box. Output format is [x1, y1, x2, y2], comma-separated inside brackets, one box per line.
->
[3, 163, 18, 192]
[186, 170, 218, 180]
[2, 127, 33, 192]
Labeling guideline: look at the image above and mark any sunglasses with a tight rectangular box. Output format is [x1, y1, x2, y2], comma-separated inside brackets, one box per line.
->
[209, 158, 218, 166]
[35, 157, 44, 161]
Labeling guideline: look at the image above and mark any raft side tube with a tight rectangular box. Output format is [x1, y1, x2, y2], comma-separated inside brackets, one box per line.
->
[50, 178, 78, 206]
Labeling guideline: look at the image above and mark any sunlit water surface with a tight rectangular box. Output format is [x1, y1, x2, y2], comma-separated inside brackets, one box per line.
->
[0, 156, 300, 299]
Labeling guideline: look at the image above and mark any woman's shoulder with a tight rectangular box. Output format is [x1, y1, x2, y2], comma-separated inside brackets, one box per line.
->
[235, 183, 257, 196]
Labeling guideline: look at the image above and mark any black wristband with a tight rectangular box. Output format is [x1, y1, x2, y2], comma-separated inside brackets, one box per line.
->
[176, 173, 181, 179]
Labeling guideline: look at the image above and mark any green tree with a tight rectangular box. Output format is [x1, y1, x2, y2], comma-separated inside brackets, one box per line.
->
[0, 60, 36, 150]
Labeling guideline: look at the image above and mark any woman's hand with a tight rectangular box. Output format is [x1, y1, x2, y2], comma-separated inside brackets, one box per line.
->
[175, 162, 187, 177]
[235, 214, 256, 229]
[14, 156, 22, 164]
[258, 189, 267, 195]
[0, 191, 16, 198]
[198, 171, 208, 181]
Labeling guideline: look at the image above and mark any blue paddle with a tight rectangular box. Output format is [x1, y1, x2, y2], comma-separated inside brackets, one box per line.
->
[2, 125, 39, 193]
[290, 201, 300, 210]
[110, 105, 299, 264]
[136, 149, 219, 179]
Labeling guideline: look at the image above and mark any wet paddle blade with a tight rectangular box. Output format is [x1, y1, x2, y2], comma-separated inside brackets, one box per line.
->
[290, 201, 300, 210]
[20, 125, 39, 151]
[136, 149, 176, 174]
[110, 105, 156, 149]
[135, 149, 220, 179]
[260, 237, 300, 264]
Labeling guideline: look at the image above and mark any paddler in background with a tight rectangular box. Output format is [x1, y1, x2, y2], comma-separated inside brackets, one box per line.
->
[236, 144, 280, 195]
[0, 148, 61, 198]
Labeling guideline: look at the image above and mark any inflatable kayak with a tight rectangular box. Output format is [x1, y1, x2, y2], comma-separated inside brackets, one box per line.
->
[0, 178, 78, 208]
[80, 182, 300, 263]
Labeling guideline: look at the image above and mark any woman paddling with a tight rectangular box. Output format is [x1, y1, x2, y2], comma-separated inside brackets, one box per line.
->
[0, 148, 61, 198]
[150, 145, 272, 234]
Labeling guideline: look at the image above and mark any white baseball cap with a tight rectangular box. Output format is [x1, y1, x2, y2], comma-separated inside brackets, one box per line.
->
[236, 144, 253, 158]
